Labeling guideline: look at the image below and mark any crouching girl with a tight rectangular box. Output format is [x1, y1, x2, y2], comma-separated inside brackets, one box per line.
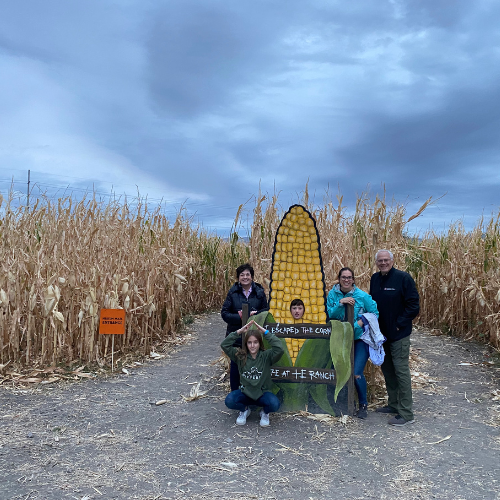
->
[221, 320, 284, 427]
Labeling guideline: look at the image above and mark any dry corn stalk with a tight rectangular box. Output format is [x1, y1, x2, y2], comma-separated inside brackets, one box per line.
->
[0, 190, 247, 366]
[0, 184, 499, 374]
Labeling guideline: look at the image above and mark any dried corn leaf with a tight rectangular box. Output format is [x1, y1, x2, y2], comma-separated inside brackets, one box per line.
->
[41, 377, 60, 384]
[426, 435, 451, 445]
[18, 377, 41, 383]
[72, 372, 94, 378]
[182, 381, 207, 402]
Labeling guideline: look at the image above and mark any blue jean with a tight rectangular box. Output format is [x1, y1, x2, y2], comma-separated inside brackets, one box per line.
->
[354, 340, 370, 406]
[225, 390, 280, 414]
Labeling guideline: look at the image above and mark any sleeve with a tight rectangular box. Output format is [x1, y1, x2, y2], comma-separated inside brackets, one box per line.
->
[363, 293, 379, 318]
[353, 292, 379, 337]
[326, 289, 345, 320]
[220, 331, 241, 362]
[266, 332, 285, 364]
[396, 274, 420, 328]
[221, 291, 240, 326]
[256, 291, 269, 314]
[369, 274, 376, 296]
[250, 286, 269, 315]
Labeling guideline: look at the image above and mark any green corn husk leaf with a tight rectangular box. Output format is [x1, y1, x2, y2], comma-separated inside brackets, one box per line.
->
[294, 337, 334, 414]
[255, 311, 292, 367]
[278, 382, 311, 411]
[270, 383, 280, 395]
[329, 320, 354, 402]
[309, 359, 336, 415]
[309, 384, 336, 416]
[295, 338, 330, 368]
[246, 310, 269, 328]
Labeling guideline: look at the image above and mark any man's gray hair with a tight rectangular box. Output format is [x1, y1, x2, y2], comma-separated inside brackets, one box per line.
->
[375, 249, 394, 261]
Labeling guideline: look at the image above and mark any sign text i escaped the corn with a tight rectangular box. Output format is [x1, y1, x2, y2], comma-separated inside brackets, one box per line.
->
[264, 322, 331, 339]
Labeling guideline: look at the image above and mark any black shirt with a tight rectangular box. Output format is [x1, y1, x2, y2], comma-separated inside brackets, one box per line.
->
[369, 267, 420, 342]
[221, 281, 268, 336]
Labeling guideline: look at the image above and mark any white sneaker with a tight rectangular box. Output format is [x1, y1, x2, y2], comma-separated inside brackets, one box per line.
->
[259, 410, 270, 427]
[236, 408, 251, 425]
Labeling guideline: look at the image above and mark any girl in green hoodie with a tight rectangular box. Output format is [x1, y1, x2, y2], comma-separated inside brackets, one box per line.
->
[221, 320, 284, 427]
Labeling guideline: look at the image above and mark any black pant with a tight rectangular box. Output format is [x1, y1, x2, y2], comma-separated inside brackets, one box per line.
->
[381, 337, 413, 420]
[230, 361, 240, 391]
[227, 332, 242, 391]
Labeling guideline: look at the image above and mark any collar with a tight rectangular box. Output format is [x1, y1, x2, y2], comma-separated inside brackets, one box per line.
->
[237, 281, 254, 293]
[334, 283, 357, 294]
[380, 267, 395, 278]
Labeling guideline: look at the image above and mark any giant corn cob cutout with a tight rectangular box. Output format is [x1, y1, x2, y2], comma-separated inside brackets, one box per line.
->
[268, 205, 327, 362]
[258, 204, 353, 415]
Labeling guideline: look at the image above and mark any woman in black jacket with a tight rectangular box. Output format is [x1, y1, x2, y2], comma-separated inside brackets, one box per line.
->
[221, 263, 269, 390]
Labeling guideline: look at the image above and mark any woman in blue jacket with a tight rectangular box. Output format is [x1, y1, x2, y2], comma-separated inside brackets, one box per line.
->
[327, 267, 378, 419]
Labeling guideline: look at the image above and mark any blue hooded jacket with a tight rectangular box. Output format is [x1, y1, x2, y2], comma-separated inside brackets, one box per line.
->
[327, 284, 379, 339]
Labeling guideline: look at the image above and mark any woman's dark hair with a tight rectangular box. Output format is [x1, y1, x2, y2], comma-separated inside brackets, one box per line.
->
[290, 298, 305, 310]
[236, 329, 265, 362]
[236, 263, 254, 279]
[338, 267, 355, 282]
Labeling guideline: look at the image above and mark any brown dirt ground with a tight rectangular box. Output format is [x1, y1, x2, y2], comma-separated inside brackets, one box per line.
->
[1, 313, 499, 500]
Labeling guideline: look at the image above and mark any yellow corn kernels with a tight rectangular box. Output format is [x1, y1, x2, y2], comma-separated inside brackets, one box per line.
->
[269, 205, 327, 364]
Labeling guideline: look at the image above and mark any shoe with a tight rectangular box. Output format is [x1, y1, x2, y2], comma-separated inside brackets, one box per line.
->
[388, 415, 415, 426]
[356, 404, 368, 419]
[259, 410, 270, 427]
[375, 405, 398, 414]
[236, 408, 251, 425]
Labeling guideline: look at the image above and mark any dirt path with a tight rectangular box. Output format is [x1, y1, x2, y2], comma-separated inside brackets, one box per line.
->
[1, 313, 499, 500]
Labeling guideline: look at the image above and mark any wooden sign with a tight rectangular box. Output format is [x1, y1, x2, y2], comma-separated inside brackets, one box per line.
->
[271, 366, 336, 385]
[99, 309, 126, 335]
[264, 323, 331, 339]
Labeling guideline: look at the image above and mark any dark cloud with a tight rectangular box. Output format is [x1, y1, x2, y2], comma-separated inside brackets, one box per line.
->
[335, 68, 500, 192]
[1, 0, 499, 232]
[146, 1, 298, 117]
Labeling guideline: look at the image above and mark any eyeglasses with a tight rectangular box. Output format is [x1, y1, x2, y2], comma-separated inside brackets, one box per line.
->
[376, 259, 392, 264]
[340, 276, 354, 281]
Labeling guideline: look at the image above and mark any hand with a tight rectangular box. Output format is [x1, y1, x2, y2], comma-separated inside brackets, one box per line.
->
[237, 322, 254, 335]
[340, 297, 355, 306]
[250, 310, 257, 316]
[251, 321, 268, 334]
[238, 310, 242, 319]
[357, 319, 364, 327]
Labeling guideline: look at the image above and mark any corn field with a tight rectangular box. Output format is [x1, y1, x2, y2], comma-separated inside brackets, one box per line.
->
[0, 192, 248, 367]
[249, 186, 500, 349]
[0, 185, 499, 369]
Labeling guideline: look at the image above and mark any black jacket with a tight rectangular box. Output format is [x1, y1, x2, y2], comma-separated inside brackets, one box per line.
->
[221, 281, 268, 335]
[369, 267, 420, 342]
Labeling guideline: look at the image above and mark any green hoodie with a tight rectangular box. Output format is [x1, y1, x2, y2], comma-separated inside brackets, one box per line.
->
[221, 330, 284, 401]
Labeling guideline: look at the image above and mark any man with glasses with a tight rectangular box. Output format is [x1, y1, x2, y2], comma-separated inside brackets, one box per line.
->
[370, 250, 420, 426]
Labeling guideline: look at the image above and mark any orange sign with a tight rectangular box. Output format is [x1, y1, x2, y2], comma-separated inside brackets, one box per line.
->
[99, 309, 126, 335]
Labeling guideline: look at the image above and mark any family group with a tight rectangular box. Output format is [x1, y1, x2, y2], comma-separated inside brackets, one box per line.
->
[220, 250, 420, 428]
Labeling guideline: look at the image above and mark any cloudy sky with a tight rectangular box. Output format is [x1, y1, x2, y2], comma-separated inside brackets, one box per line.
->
[1, 0, 499, 233]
